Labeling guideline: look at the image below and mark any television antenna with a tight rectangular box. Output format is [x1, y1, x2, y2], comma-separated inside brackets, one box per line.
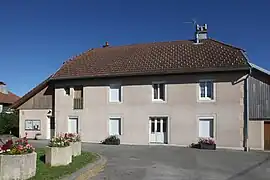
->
[183, 18, 197, 27]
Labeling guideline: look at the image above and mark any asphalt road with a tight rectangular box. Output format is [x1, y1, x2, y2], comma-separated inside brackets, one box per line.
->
[30, 140, 270, 180]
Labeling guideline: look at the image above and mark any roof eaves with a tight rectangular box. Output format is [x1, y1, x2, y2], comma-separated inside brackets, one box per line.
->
[51, 66, 250, 81]
[249, 62, 270, 76]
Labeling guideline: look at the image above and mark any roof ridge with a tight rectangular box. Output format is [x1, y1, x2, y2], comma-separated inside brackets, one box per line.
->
[208, 38, 245, 52]
[87, 39, 194, 51]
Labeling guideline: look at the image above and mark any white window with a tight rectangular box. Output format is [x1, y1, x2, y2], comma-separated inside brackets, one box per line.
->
[199, 80, 214, 100]
[25, 120, 41, 131]
[109, 117, 121, 135]
[109, 85, 121, 102]
[152, 83, 165, 101]
[199, 117, 214, 138]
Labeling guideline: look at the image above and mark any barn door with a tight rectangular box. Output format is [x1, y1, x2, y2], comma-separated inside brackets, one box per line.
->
[264, 122, 270, 150]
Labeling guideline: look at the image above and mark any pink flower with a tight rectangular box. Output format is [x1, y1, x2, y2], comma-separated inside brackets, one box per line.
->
[17, 145, 23, 150]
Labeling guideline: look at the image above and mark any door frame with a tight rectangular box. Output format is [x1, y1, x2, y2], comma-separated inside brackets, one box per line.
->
[46, 117, 51, 139]
[148, 115, 169, 144]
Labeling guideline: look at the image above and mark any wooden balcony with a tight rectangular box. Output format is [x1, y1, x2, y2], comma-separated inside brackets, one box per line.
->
[73, 98, 83, 109]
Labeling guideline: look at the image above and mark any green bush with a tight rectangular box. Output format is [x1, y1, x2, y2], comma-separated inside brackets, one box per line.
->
[101, 135, 120, 145]
[0, 111, 19, 137]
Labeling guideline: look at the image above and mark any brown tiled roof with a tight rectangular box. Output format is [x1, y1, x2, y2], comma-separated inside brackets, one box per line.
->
[0, 91, 20, 104]
[10, 75, 52, 109]
[52, 39, 249, 80]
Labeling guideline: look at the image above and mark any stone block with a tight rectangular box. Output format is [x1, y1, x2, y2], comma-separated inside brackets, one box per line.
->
[0, 152, 37, 180]
[45, 146, 72, 166]
[71, 142, 81, 156]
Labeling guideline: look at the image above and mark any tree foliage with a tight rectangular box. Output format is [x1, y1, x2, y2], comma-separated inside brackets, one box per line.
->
[0, 111, 19, 137]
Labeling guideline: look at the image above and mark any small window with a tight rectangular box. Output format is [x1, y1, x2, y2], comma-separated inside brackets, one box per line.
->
[109, 117, 121, 135]
[152, 83, 165, 101]
[73, 86, 83, 109]
[25, 120, 41, 131]
[109, 85, 121, 102]
[199, 118, 214, 138]
[64, 87, 70, 95]
[199, 81, 214, 100]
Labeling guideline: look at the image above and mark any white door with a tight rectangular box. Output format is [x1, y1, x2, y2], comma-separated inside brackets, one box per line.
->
[155, 119, 164, 143]
[149, 118, 167, 143]
[68, 118, 78, 134]
[199, 120, 210, 137]
[47, 117, 51, 139]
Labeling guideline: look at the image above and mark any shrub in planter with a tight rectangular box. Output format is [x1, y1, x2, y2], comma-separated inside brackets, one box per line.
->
[101, 135, 120, 145]
[198, 137, 216, 150]
[45, 134, 72, 166]
[64, 133, 81, 156]
[0, 136, 36, 180]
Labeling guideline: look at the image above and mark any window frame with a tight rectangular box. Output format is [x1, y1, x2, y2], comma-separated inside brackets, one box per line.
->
[108, 116, 122, 136]
[198, 80, 215, 101]
[152, 82, 167, 102]
[109, 84, 122, 103]
[197, 116, 215, 138]
[25, 119, 41, 131]
[73, 86, 84, 109]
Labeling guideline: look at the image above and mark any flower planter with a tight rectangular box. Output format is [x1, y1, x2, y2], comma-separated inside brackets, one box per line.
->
[199, 143, 216, 150]
[70, 142, 81, 156]
[45, 146, 72, 166]
[0, 152, 37, 180]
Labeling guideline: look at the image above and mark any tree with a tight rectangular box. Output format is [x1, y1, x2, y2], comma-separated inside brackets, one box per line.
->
[0, 110, 19, 137]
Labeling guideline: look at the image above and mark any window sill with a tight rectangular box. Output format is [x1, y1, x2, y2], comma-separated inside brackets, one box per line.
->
[109, 101, 122, 104]
[152, 99, 167, 103]
[198, 98, 216, 103]
[73, 108, 84, 110]
[25, 129, 41, 131]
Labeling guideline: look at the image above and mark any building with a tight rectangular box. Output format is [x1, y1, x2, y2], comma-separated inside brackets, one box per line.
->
[0, 81, 20, 113]
[11, 24, 270, 150]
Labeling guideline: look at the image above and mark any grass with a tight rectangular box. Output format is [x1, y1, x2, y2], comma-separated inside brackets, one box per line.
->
[29, 148, 97, 180]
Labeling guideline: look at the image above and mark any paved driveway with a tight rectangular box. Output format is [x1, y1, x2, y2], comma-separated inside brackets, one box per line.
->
[86, 144, 270, 180]
[30, 141, 270, 180]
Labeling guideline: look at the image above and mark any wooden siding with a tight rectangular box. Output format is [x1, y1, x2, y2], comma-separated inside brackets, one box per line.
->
[18, 87, 52, 109]
[249, 76, 270, 120]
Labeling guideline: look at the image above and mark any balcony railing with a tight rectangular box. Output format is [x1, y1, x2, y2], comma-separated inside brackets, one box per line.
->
[73, 98, 83, 109]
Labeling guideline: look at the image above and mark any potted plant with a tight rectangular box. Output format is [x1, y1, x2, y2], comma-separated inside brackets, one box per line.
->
[45, 133, 72, 166]
[198, 137, 216, 150]
[64, 133, 81, 156]
[34, 133, 42, 140]
[0, 136, 36, 179]
[101, 135, 120, 145]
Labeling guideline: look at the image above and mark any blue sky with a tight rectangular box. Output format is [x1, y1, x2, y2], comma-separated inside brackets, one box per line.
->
[1, 0, 269, 96]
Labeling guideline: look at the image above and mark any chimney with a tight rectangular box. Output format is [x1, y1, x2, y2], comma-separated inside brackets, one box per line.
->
[0, 82, 8, 94]
[195, 24, 208, 43]
[103, 41, 109, 48]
